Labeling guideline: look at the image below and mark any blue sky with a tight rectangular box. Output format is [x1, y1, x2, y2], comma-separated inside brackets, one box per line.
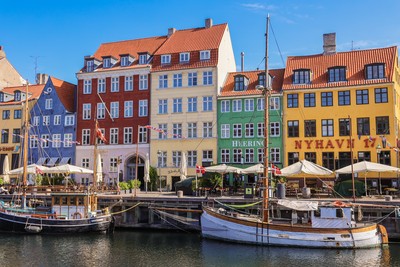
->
[1, 0, 399, 84]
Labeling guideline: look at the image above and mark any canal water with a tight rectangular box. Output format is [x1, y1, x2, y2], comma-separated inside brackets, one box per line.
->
[0, 231, 399, 267]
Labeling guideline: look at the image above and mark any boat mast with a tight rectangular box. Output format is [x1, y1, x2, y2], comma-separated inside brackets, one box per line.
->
[93, 119, 98, 192]
[22, 83, 29, 209]
[262, 15, 271, 223]
[349, 116, 356, 202]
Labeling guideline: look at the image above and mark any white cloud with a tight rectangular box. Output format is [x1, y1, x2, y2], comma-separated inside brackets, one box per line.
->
[241, 3, 277, 11]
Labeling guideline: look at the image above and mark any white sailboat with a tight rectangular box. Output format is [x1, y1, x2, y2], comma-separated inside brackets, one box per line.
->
[200, 15, 388, 248]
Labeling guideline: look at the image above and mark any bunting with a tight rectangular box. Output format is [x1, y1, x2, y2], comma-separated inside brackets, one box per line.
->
[145, 125, 186, 139]
[196, 165, 206, 174]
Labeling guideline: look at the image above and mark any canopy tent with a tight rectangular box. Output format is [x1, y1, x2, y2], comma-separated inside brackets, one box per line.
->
[180, 152, 187, 181]
[279, 160, 333, 177]
[241, 163, 268, 174]
[44, 164, 93, 174]
[6, 164, 50, 175]
[144, 153, 150, 192]
[95, 154, 103, 183]
[1, 155, 10, 183]
[205, 164, 244, 193]
[335, 160, 400, 195]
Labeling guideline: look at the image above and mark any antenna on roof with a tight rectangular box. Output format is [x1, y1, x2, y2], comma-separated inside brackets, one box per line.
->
[30, 56, 43, 84]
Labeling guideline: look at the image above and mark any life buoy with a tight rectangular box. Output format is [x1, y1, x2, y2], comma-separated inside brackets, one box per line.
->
[72, 212, 83, 219]
[333, 201, 347, 207]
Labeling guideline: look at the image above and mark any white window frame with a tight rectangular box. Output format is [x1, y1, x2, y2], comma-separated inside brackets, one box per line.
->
[43, 116, 50, 126]
[173, 73, 182, 88]
[221, 100, 230, 113]
[111, 77, 119, 92]
[54, 115, 61, 125]
[158, 124, 167, 139]
[257, 98, 265, 111]
[139, 75, 148, 90]
[161, 54, 171, 64]
[221, 149, 230, 163]
[258, 122, 265, 137]
[124, 76, 133, 91]
[233, 124, 242, 138]
[139, 100, 148, 117]
[221, 124, 230, 138]
[138, 126, 148, 143]
[97, 103, 106, 119]
[180, 52, 190, 63]
[139, 54, 147, 64]
[98, 78, 106, 93]
[110, 102, 119, 119]
[270, 122, 280, 137]
[188, 97, 197, 112]
[233, 99, 242, 112]
[271, 147, 281, 163]
[200, 50, 210, 60]
[123, 127, 133, 144]
[45, 99, 53, 110]
[245, 123, 254, 137]
[187, 122, 197, 138]
[159, 75, 168, 88]
[82, 129, 91, 145]
[245, 99, 254, 112]
[110, 128, 118, 144]
[173, 98, 182, 113]
[124, 101, 133, 117]
[270, 97, 280, 110]
[33, 116, 40, 126]
[65, 115, 74, 126]
[203, 71, 213, 85]
[83, 103, 91, 120]
[173, 123, 182, 139]
[188, 72, 197, 86]
[83, 80, 92, 94]
[203, 122, 213, 138]
[82, 158, 89, 168]
[64, 133, 73, 147]
[52, 134, 61, 148]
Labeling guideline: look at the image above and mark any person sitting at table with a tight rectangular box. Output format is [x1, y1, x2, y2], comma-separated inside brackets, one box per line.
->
[0, 186, 9, 194]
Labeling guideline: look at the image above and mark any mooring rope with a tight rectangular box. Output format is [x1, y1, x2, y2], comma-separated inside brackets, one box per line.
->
[110, 202, 141, 215]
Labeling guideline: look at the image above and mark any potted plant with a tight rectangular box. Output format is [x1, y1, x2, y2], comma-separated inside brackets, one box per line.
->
[128, 179, 141, 192]
[119, 181, 129, 193]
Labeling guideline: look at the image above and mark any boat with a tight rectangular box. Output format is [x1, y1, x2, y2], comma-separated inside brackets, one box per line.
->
[200, 15, 389, 248]
[0, 83, 114, 234]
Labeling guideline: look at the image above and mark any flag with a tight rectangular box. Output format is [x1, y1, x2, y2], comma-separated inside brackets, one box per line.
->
[196, 165, 206, 174]
[271, 164, 281, 175]
[96, 121, 107, 143]
[35, 167, 44, 175]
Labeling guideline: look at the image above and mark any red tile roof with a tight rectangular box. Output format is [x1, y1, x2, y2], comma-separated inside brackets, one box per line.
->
[282, 46, 398, 90]
[220, 69, 284, 97]
[0, 84, 45, 105]
[50, 77, 76, 112]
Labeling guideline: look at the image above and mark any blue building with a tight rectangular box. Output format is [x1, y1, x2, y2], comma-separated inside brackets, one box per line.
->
[29, 75, 76, 168]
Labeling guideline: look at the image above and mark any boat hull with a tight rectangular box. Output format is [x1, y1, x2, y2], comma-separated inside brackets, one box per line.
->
[0, 211, 113, 234]
[201, 207, 386, 248]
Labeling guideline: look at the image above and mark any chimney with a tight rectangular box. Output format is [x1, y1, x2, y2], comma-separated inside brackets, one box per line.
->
[168, 28, 176, 37]
[241, 52, 245, 72]
[323, 33, 336, 55]
[36, 73, 49, 85]
[0, 45, 5, 58]
[205, 18, 213, 28]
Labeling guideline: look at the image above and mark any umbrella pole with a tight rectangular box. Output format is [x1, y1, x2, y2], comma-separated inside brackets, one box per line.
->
[365, 174, 367, 197]
[195, 173, 198, 197]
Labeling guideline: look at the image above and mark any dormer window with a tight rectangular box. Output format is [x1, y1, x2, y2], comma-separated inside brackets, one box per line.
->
[293, 69, 311, 84]
[365, 63, 385, 79]
[0, 92, 3, 102]
[86, 60, 94, 72]
[180, 52, 190, 63]
[103, 57, 111, 68]
[161, 55, 171, 64]
[328, 66, 346, 82]
[139, 54, 149, 65]
[258, 73, 265, 87]
[234, 75, 248, 91]
[121, 56, 129, 67]
[14, 91, 21, 101]
[200, 50, 210, 60]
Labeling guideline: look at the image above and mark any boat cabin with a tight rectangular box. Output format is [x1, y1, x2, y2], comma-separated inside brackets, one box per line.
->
[51, 193, 98, 219]
[311, 206, 353, 228]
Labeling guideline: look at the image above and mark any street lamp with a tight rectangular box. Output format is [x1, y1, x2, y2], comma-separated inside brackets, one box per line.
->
[376, 144, 382, 163]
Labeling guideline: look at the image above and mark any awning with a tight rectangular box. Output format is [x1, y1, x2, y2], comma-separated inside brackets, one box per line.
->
[277, 199, 319, 211]
[36, 157, 47, 165]
[46, 157, 59, 167]
[59, 157, 71, 165]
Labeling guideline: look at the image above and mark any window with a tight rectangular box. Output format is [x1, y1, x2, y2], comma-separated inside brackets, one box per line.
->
[357, 118, 370, 135]
[203, 96, 213, 111]
[64, 133, 73, 147]
[338, 91, 350, 106]
[270, 122, 280, 137]
[43, 116, 50, 126]
[33, 116, 40, 126]
[173, 98, 182, 113]
[233, 149, 242, 164]
[245, 99, 254, 111]
[245, 123, 254, 137]
[121, 56, 130, 67]
[172, 151, 182, 167]
[258, 122, 264, 137]
[232, 99, 242, 112]
[221, 149, 230, 163]
[124, 127, 133, 144]
[187, 122, 197, 138]
[365, 64, 385, 79]
[97, 103, 106, 119]
[110, 102, 119, 119]
[14, 110, 21, 119]
[376, 116, 389, 135]
[304, 93, 315, 107]
[203, 122, 213, 138]
[288, 121, 299, 137]
[188, 72, 197, 86]
[221, 100, 230, 113]
[125, 76, 133, 91]
[270, 97, 279, 110]
[258, 73, 265, 86]
[0, 93, 3, 102]
[82, 129, 90, 145]
[83, 80, 92, 94]
[221, 124, 230, 138]
[203, 71, 213, 85]
[321, 92, 333, 106]
[139, 75, 148, 90]
[293, 69, 310, 84]
[97, 128, 106, 144]
[138, 126, 148, 143]
[158, 124, 167, 139]
[257, 98, 265, 111]
[86, 60, 94, 72]
[124, 101, 133, 117]
[358, 151, 371, 162]
[305, 152, 316, 163]
[111, 77, 119, 92]
[339, 118, 350, 136]
[375, 88, 388, 103]
[110, 158, 118, 172]
[173, 74, 182, 87]
[258, 148, 264, 163]
[234, 75, 245, 91]
[322, 152, 335, 170]
[159, 75, 168, 88]
[1, 129, 9, 143]
[103, 57, 111, 68]
[245, 148, 254, 163]
[304, 120, 316, 137]
[53, 115, 61, 125]
[322, 119, 334, 137]
[2, 110, 10, 120]
[52, 134, 61, 148]
[82, 104, 91, 120]
[271, 148, 280, 163]
[30, 135, 38, 148]
[98, 78, 106, 93]
[82, 158, 89, 168]
[378, 151, 391, 165]
[158, 151, 167, 167]
[110, 128, 118, 144]
[12, 129, 20, 143]
[180, 52, 190, 63]
[14, 91, 21, 101]
[187, 150, 197, 167]
[233, 124, 242, 138]
[287, 94, 298, 108]
[41, 134, 50, 148]
[356, 90, 369, 104]
[158, 99, 168, 114]
[328, 67, 346, 82]
[188, 97, 197, 112]
[200, 50, 210, 60]
[139, 100, 148, 117]
[173, 123, 182, 139]
[161, 55, 171, 64]
[288, 152, 299, 165]
[139, 54, 148, 64]
[64, 114, 74, 126]
[45, 99, 53, 109]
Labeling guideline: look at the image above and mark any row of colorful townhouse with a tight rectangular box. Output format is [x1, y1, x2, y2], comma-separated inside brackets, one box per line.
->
[1, 20, 400, 192]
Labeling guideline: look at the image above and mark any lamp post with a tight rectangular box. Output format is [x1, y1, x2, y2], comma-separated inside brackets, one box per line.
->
[376, 144, 382, 163]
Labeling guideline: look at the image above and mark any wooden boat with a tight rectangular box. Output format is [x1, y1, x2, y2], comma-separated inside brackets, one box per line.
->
[200, 16, 389, 248]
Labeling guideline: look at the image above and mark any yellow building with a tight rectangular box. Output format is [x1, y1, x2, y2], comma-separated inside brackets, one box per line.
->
[150, 19, 236, 190]
[282, 33, 400, 191]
